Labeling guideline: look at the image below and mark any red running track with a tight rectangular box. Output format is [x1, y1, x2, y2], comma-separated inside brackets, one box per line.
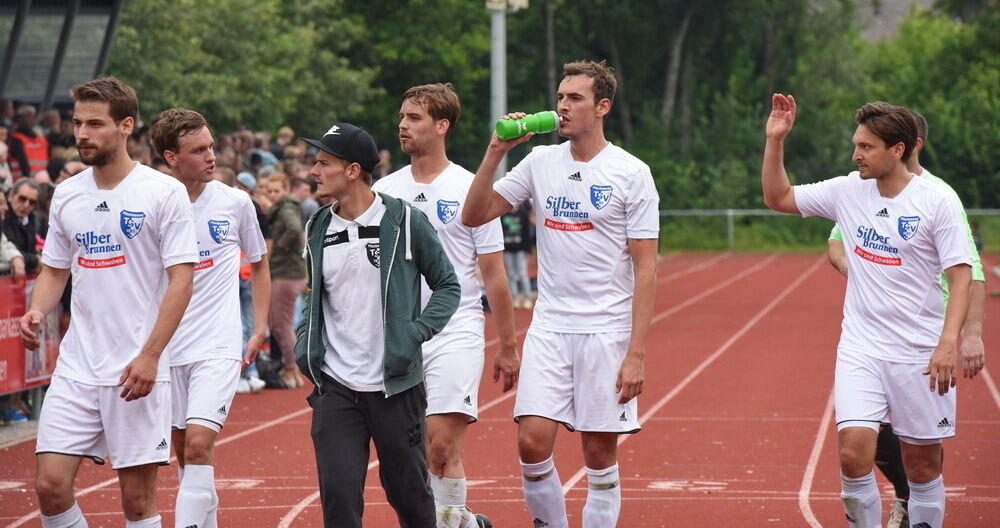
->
[1, 252, 998, 526]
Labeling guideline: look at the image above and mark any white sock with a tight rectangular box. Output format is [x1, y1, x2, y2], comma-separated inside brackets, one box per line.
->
[459, 507, 479, 528]
[125, 515, 161, 527]
[583, 464, 621, 528]
[430, 474, 466, 528]
[175, 465, 215, 528]
[840, 471, 881, 528]
[521, 456, 568, 528]
[41, 501, 89, 528]
[908, 475, 945, 528]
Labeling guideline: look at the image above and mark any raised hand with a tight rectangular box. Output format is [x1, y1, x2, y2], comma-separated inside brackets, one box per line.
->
[765, 94, 797, 140]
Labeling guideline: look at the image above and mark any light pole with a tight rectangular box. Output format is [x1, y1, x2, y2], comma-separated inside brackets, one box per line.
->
[485, 0, 528, 180]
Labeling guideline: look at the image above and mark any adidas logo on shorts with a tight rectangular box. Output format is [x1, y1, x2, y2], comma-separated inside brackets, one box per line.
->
[875, 207, 889, 218]
[912, 523, 932, 528]
[533, 519, 549, 527]
[937, 417, 951, 428]
[568, 172, 582, 181]
[218, 405, 228, 416]
[155, 438, 168, 451]
[464, 395, 472, 406]
[619, 411, 627, 422]
[95, 201, 110, 212]
[414, 193, 427, 203]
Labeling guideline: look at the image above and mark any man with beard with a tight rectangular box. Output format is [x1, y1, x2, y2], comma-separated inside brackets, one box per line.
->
[20, 77, 197, 528]
[762, 97, 971, 528]
[151, 108, 270, 528]
[373, 83, 517, 528]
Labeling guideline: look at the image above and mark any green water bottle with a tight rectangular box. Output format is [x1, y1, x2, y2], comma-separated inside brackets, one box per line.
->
[495, 111, 558, 140]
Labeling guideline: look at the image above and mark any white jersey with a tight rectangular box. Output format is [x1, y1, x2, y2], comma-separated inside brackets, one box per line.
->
[795, 171, 971, 362]
[42, 163, 198, 385]
[494, 142, 659, 333]
[166, 181, 267, 366]
[373, 163, 504, 337]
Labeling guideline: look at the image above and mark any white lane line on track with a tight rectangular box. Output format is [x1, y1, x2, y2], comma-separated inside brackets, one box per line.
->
[560, 255, 825, 494]
[981, 368, 1000, 412]
[798, 386, 835, 528]
[7, 407, 313, 528]
[275, 252, 737, 525]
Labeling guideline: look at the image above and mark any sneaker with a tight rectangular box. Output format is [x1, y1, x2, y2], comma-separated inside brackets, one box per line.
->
[522, 297, 533, 309]
[247, 376, 266, 393]
[235, 378, 251, 394]
[886, 498, 908, 528]
[6, 408, 27, 423]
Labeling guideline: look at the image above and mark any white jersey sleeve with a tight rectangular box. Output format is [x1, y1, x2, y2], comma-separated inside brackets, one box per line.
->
[494, 147, 546, 207]
[159, 185, 198, 268]
[933, 192, 973, 271]
[238, 193, 267, 263]
[472, 219, 504, 254]
[625, 163, 659, 239]
[41, 189, 73, 269]
[794, 176, 850, 221]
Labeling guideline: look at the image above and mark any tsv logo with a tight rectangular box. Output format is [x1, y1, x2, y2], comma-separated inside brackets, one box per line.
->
[366, 242, 381, 268]
[437, 200, 459, 224]
[208, 219, 230, 244]
[898, 216, 920, 241]
[120, 210, 145, 239]
[590, 185, 613, 210]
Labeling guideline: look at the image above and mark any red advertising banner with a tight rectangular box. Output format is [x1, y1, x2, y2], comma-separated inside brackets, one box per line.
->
[0, 276, 60, 395]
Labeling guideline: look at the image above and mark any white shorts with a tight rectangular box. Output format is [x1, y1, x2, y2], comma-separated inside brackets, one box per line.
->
[170, 359, 241, 432]
[514, 327, 640, 433]
[423, 331, 485, 421]
[835, 349, 956, 442]
[36, 375, 172, 469]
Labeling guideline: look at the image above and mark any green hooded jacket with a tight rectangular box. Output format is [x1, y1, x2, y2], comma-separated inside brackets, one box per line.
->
[294, 192, 460, 396]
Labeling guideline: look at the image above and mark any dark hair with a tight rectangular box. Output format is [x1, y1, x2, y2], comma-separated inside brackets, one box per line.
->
[150, 108, 209, 159]
[402, 83, 462, 137]
[11, 177, 40, 196]
[905, 108, 928, 142]
[563, 60, 617, 107]
[71, 76, 138, 123]
[855, 102, 918, 163]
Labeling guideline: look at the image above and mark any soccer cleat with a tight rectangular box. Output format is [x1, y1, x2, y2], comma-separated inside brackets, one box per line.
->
[474, 513, 492, 528]
[886, 499, 908, 528]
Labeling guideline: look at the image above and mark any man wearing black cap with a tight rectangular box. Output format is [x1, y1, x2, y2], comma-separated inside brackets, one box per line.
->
[295, 122, 461, 527]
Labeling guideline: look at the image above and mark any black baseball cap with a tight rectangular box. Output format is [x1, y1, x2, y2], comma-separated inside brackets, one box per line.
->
[301, 122, 379, 173]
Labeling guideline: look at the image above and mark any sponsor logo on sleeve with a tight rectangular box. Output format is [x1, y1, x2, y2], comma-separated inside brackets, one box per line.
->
[208, 219, 230, 243]
[437, 199, 459, 224]
[120, 210, 146, 239]
[589, 185, 613, 210]
[898, 215, 920, 240]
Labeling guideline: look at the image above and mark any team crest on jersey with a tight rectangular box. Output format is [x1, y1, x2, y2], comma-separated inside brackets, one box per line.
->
[120, 210, 146, 239]
[898, 215, 920, 241]
[366, 242, 380, 268]
[208, 219, 230, 244]
[590, 185, 613, 210]
[437, 200, 459, 224]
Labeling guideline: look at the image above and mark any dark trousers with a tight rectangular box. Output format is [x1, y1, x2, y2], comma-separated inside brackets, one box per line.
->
[308, 374, 434, 528]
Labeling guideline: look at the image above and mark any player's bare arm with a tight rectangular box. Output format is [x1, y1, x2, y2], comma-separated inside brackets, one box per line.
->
[119, 262, 194, 401]
[618, 238, 657, 404]
[243, 258, 272, 369]
[478, 251, 520, 392]
[827, 239, 848, 277]
[960, 279, 986, 378]
[462, 113, 532, 227]
[19, 264, 71, 350]
[925, 263, 972, 395]
[761, 94, 800, 215]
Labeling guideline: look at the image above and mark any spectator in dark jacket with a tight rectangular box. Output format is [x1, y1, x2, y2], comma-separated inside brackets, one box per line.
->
[265, 172, 307, 388]
[2, 179, 41, 274]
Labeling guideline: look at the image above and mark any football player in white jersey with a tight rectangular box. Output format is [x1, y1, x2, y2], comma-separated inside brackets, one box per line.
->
[825, 108, 987, 528]
[464, 61, 660, 527]
[763, 97, 972, 528]
[372, 83, 519, 528]
[150, 108, 270, 528]
[20, 77, 198, 528]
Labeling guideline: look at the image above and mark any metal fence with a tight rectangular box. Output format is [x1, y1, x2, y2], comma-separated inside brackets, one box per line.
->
[659, 209, 1000, 249]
